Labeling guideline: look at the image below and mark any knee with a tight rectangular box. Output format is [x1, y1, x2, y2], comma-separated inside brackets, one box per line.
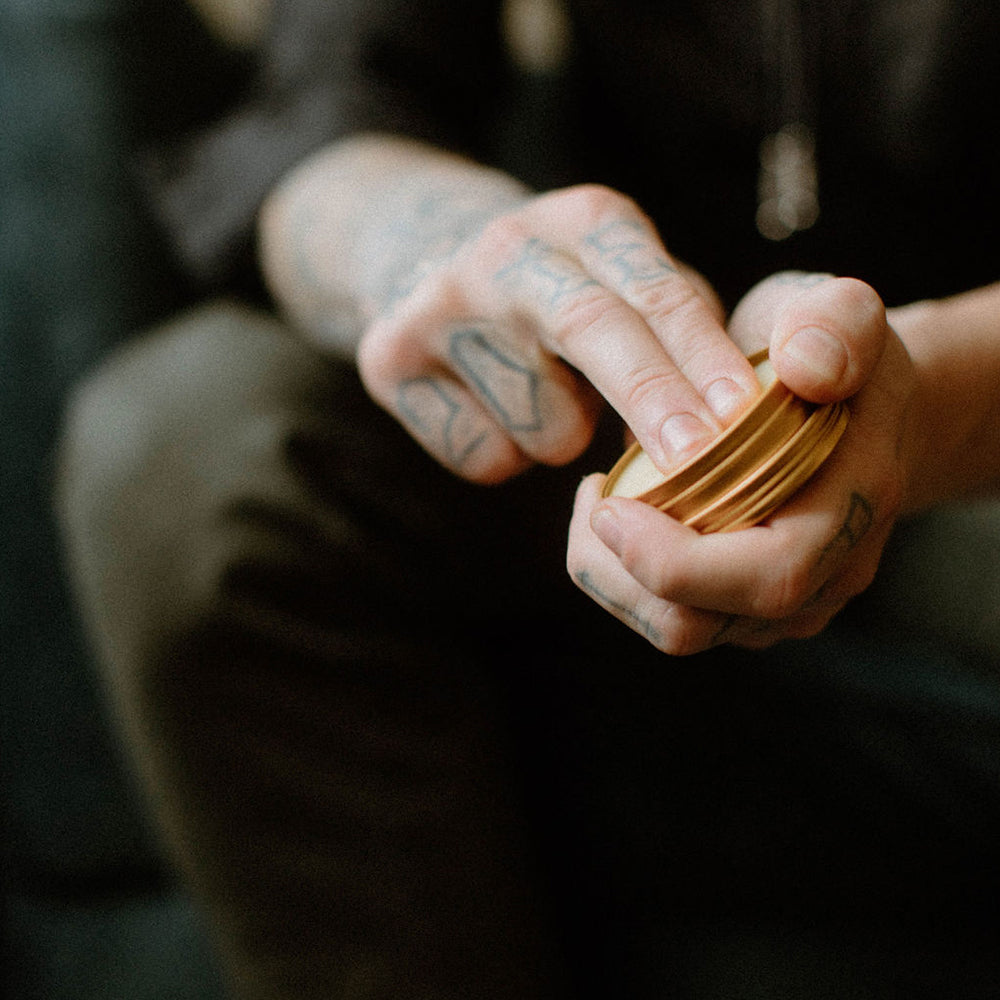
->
[55, 300, 343, 670]
[58, 299, 284, 515]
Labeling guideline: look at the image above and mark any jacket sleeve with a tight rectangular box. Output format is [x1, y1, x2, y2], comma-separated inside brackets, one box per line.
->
[145, 0, 507, 288]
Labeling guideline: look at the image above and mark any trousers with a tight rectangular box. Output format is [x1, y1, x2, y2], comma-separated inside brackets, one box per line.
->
[56, 301, 1000, 999]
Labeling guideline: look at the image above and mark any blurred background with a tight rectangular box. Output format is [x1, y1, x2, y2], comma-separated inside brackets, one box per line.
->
[0, 1, 258, 995]
[0, 2, 566, 995]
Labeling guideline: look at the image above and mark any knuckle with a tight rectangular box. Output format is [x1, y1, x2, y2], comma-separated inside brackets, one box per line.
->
[878, 469, 905, 525]
[547, 287, 620, 349]
[360, 283, 469, 386]
[637, 272, 701, 311]
[356, 323, 406, 395]
[784, 276, 887, 347]
[628, 276, 705, 328]
[754, 560, 814, 620]
[785, 609, 835, 641]
[838, 279, 889, 354]
[849, 557, 881, 599]
[830, 279, 889, 346]
[835, 276, 885, 318]
[410, 265, 467, 314]
[619, 365, 688, 436]
[474, 212, 533, 264]
[655, 612, 710, 657]
[557, 182, 639, 220]
[384, 253, 467, 319]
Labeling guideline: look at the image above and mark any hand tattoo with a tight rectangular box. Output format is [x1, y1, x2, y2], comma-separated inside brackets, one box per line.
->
[373, 184, 526, 313]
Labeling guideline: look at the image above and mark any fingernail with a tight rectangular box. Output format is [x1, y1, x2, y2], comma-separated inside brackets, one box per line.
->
[660, 412, 714, 465]
[704, 377, 751, 421]
[591, 504, 623, 554]
[783, 326, 848, 383]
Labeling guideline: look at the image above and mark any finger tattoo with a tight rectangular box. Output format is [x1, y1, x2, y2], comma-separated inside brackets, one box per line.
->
[816, 491, 874, 569]
[574, 570, 664, 646]
[494, 237, 599, 307]
[398, 376, 488, 468]
[448, 328, 543, 433]
[584, 219, 678, 286]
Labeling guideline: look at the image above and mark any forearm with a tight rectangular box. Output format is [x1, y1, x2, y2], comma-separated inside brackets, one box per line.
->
[891, 282, 1000, 512]
[258, 133, 532, 359]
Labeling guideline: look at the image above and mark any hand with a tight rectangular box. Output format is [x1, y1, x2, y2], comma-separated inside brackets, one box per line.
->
[567, 272, 914, 653]
[357, 183, 759, 483]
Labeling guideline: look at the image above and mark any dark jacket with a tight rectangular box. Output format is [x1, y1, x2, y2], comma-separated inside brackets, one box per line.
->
[151, 0, 1000, 308]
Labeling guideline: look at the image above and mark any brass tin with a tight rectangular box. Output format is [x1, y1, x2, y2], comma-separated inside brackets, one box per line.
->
[601, 351, 849, 532]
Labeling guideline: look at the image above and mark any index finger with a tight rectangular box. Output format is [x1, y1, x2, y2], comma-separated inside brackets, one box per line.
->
[510, 188, 759, 471]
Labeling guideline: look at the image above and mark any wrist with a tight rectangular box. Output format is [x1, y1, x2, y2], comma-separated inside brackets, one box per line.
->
[889, 287, 1000, 512]
[258, 134, 531, 358]
[885, 299, 937, 514]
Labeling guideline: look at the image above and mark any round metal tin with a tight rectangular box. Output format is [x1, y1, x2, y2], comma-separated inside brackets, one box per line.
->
[601, 350, 850, 532]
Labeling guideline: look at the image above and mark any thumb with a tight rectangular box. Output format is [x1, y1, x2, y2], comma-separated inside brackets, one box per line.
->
[769, 276, 888, 403]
